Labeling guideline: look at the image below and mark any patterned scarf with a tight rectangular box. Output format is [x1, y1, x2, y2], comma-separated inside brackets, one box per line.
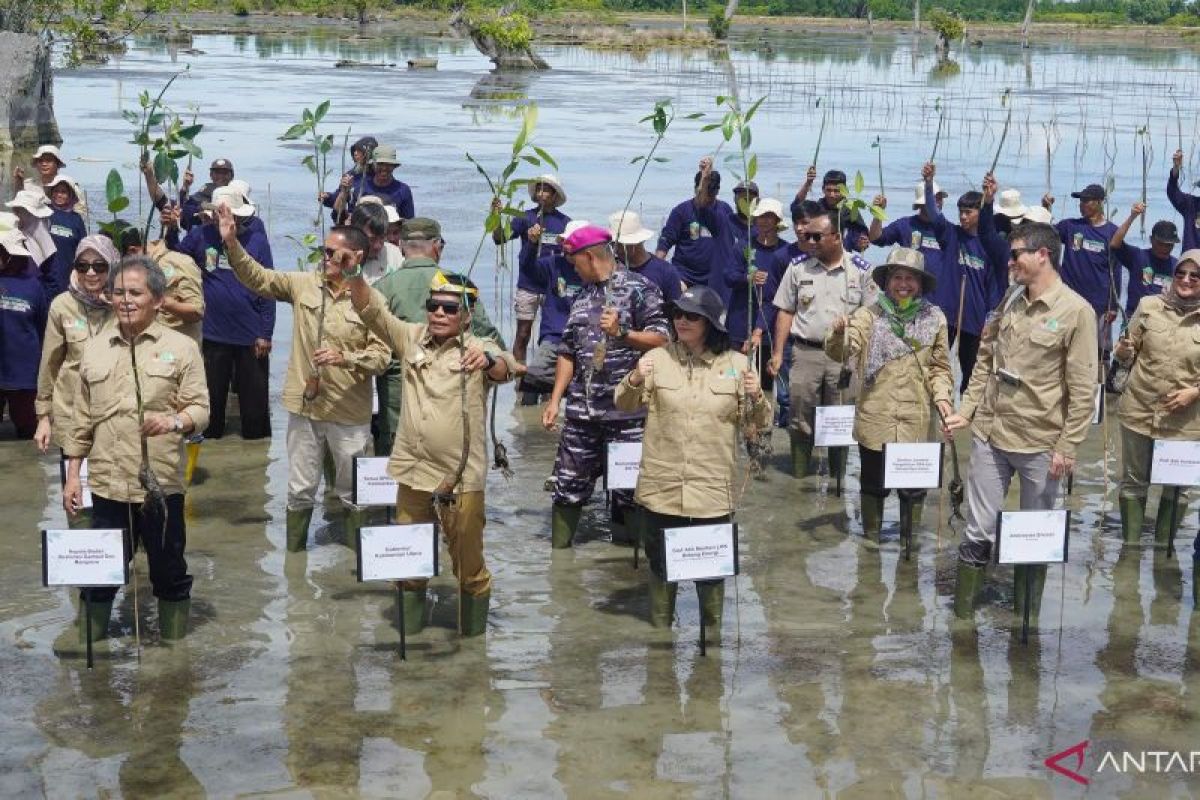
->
[862, 296, 941, 388]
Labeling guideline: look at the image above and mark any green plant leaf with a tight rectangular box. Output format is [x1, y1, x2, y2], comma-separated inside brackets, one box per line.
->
[854, 171, 865, 194]
[630, 156, 645, 164]
[743, 95, 767, 124]
[280, 122, 308, 140]
[178, 124, 202, 140]
[147, 113, 164, 127]
[869, 204, 887, 221]
[747, 153, 758, 181]
[652, 107, 668, 136]
[521, 155, 541, 166]
[105, 169, 124, 206]
[699, 123, 723, 133]
[740, 126, 751, 150]
[153, 151, 173, 182]
[109, 196, 129, 214]
[721, 115, 735, 142]
[532, 147, 557, 170]
[315, 100, 330, 122]
[684, 112, 704, 120]
[302, 108, 313, 123]
[652, 156, 669, 162]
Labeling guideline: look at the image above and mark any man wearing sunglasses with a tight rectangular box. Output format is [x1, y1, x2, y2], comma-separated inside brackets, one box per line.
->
[347, 267, 515, 636]
[217, 204, 392, 555]
[544, 225, 669, 549]
[943, 221, 1097, 625]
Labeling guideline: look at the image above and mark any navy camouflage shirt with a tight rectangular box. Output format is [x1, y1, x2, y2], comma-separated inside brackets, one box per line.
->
[558, 269, 668, 421]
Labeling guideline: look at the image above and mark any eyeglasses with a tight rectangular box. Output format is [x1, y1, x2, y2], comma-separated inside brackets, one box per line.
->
[1175, 269, 1200, 281]
[671, 309, 703, 322]
[1009, 247, 1040, 261]
[425, 299, 462, 315]
[73, 260, 109, 274]
[802, 232, 828, 243]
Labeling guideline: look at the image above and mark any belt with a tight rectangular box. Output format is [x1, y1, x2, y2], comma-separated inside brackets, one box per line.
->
[789, 334, 824, 348]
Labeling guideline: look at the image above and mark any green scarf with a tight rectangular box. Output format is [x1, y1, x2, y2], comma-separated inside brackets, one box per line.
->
[878, 295, 926, 347]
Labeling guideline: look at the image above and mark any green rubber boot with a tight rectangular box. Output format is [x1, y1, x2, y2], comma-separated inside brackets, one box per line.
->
[344, 507, 370, 556]
[954, 561, 986, 621]
[1119, 495, 1146, 545]
[1193, 559, 1200, 608]
[1012, 565, 1047, 628]
[647, 572, 678, 628]
[399, 588, 427, 635]
[459, 592, 490, 637]
[551, 503, 582, 549]
[1154, 491, 1184, 548]
[697, 580, 725, 645]
[860, 494, 885, 548]
[790, 435, 812, 479]
[286, 508, 313, 553]
[79, 596, 115, 645]
[158, 598, 190, 641]
[910, 498, 924, 528]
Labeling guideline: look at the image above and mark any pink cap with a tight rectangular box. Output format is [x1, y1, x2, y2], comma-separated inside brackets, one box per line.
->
[562, 224, 612, 254]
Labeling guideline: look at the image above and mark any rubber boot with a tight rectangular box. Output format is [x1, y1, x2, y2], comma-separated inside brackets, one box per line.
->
[910, 498, 924, 528]
[698, 581, 725, 644]
[184, 440, 202, 486]
[399, 588, 427, 635]
[158, 598, 190, 641]
[790, 435, 812, 479]
[1193, 558, 1200, 608]
[80, 596, 115, 645]
[1012, 565, 1047, 628]
[286, 508, 313, 553]
[899, 494, 914, 557]
[954, 560, 986, 620]
[344, 507, 369, 557]
[1154, 491, 1184, 549]
[1119, 495, 1146, 545]
[860, 494, 885, 548]
[551, 503, 582, 549]
[647, 572, 678, 628]
[459, 592, 490, 637]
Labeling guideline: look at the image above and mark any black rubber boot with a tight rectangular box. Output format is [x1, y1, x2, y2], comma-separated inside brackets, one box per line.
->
[1012, 564, 1047, 629]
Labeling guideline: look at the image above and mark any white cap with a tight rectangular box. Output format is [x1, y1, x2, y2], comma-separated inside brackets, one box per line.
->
[913, 181, 946, 207]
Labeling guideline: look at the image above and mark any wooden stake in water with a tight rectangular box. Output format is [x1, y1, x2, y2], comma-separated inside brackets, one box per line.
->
[929, 98, 944, 164]
[989, 94, 1013, 176]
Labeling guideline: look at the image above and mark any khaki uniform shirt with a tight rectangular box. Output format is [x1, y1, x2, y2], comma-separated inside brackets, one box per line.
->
[960, 279, 1098, 457]
[228, 240, 391, 424]
[614, 343, 771, 517]
[36, 293, 113, 445]
[1117, 295, 1200, 439]
[772, 252, 873, 341]
[358, 288, 514, 493]
[63, 321, 209, 502]
[825, 303, 953, 451]
[148, 241, 205, 346]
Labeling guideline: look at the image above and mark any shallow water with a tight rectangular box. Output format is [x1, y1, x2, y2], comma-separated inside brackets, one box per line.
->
[2, 26, 1200, 798]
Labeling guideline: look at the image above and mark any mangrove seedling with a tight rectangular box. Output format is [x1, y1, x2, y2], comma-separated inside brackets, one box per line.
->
[280, 100, 336, 238]
[98, 168, 131, 241]
[618, 99, 699, 235]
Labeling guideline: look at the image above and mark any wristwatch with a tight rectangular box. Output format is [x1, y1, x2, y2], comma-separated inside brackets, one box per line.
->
[483, 353, 497, 372]
[171, 414, 183, 433]
[616, 323, 629, 340]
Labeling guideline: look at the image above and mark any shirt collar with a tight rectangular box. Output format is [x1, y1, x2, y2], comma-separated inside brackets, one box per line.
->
[109, 318, 164, 345]
[670, 341, 717, 365]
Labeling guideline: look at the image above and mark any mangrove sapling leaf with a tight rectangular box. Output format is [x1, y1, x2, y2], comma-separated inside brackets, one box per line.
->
[106, 169, 126, 210]
[532, 147, 558, 170]
[615, 100, 683, 238]
[280, 101, 335, 237]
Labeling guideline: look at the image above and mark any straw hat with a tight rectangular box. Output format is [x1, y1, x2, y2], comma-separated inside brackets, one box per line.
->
[529, 174, 567, 207]
[607, 210, 654, 245]
[206, 185, 255, 217]
[995, 188, 1026, 219]
[871, 246, 936, 294]
[6, 189, 53, 218]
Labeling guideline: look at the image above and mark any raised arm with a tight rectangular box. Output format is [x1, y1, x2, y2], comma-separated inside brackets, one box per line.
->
[217, 204, 295, 302]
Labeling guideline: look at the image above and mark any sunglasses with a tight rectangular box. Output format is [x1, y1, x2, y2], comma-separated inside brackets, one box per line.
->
[425, 299, 462, 315]
[73, 260, 109, 274]
[802, 232, 828, 243]
[1175, 269, 1200, 281]
[671, 309, 703, 322]
[1009, 247, 1040, 261]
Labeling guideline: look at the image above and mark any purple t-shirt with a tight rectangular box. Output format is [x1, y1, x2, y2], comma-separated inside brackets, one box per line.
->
[510, 207, 570, 293]
[1114, 243, 1177, 316]
[628, 254, 683, 305]
[530, 252, 584, 344]
[725, 237, 789, 345]
[1167, 172, 1200, 251]
[926, 184, 1010, 335]
[0, 263, 49, 390]
[656, 198, 735, 301]
[1055, 216, 1120, 315]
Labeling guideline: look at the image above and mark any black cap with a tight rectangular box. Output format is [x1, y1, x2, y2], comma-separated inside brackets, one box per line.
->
[733, 180, 759, 195]
[210, 158, 234, 172]
[1152, 219, 1180, 244]
[1070, 183, 1106, 201]
[670, 285, 727, 333]
[822, 169, 847, 187]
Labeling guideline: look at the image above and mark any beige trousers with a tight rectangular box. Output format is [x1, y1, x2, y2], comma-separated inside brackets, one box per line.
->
[285, 412, 372, 511]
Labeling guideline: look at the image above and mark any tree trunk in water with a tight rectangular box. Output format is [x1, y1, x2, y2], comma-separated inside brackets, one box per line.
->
[1021, 0, 1035, 48]
[914, 0, 921, 32]
[723, 0, 738, 22]
[0, 32, 60, 176]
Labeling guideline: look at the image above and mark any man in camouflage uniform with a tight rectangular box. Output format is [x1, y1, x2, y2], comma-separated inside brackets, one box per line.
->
[542, 225, 669, 548]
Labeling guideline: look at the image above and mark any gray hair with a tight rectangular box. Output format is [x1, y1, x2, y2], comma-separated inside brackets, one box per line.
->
[400, 238, 438, 258]
[108, 255, 167, 299]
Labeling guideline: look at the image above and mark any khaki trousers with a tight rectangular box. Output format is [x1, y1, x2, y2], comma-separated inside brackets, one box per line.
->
[285, 412, 372, 512]
[395, 485, 491, 597]
[788, 341, 854, 442]
[1120, 425, 1189, 504]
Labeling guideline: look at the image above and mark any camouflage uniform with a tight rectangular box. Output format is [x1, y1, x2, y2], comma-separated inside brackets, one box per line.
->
[552, 269, 668, 508]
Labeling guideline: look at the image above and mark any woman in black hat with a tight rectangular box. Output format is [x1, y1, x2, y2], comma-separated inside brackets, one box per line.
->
[615, 286, 771, 642]
[826, 246, 953, 549]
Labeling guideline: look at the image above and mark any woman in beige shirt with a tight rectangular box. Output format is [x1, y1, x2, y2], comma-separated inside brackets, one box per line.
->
[615, 286, 770, 642]
[1114, 248, 1200, 549]
[33, 234, 118, 456]
[826, 246, 953, 549]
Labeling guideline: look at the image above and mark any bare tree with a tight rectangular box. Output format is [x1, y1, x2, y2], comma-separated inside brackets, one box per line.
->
[914, 0, 921, 32]
[1021, 0, 1036, 48]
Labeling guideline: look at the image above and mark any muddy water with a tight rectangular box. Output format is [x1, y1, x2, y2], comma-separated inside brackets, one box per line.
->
[2, 26, 1199, 798]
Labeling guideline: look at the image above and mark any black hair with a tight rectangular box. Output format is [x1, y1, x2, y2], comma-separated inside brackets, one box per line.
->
[1009, 222, 1062, 269]
[693, 169, 722, 193]
[790, 198, 826, 223]
[331, 225, 370, 255]
[822, 169, 847, 187]
[349, 203, 388, 238]
[957, 191, 983, 210]
[351, 136, 378, 155]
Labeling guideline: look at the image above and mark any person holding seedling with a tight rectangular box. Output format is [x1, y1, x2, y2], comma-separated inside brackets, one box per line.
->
[868, 180, 949, 292]
[609, 209, 683, 304]
[656, 157, 736, 302]
[320, 135, 378, 223]
[1167, 149, 1200, 251]
[725, 197, 789, 387]
[352, 145, 414, 222]
[180, 157, 235, 230]
[1111, 204, 1179, 316]
[795, 166, 870, 253]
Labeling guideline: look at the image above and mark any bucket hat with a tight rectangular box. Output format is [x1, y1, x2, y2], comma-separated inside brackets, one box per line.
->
[871, 246, 936, 295]
[205, 185, 255, 217]
[995, 188, 1026, 219]
[912, 181, 946, 206]
[607, 210, 654, 245]
[671, 285, 727, 333]
[529, 174, 567, 207]
[6, 189, 53, 218]
[31, 145, 65, 167]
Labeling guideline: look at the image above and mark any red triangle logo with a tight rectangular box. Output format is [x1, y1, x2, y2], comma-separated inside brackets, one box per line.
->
[1044, 740, 1090, 785]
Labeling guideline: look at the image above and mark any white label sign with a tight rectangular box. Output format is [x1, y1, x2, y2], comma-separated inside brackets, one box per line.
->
[663, 523, 738, 582]
[358, 524, 438, 582]
[354, 457, 398, 507]
[42, 529, 128, 587]
[883, 442, 944, 489]
[1150, 440, 1200, 486]
[996, 509, 1069, 565]
[59, 457, 93, 510]
[814, 405, 856, 447]
[606, 442, 643, 490]
[1092, 384, 1103, 425]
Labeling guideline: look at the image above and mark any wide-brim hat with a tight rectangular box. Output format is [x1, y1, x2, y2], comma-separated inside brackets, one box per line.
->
[45, 173, 81, 199]
[6, 189, 52, 218]
[529, 174, 567, 207]
[671, 285, 727, 333]
[205, 185, 255, 217]
[372, 145, 400, 166]
[31, 145, 65, 167]
[912, 181, 946, 207]
[871, 246, 936, 294]
[1022, 206, 1053, 224]
[995, 188, 1026, 219]
[0, 227, 32, 258]
[608, 210, 654, 245]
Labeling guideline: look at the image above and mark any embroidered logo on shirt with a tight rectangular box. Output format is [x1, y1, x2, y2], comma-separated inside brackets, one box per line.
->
[158, 351, 176, 363]
[1072, 233, 1084, 251]
[1081, 239, 1105, 254]
[1044, 319, 1060, 332]
[50, 224, 74, 238]
[204, 247, 220, 272]
[1143, 266, 1155, 286]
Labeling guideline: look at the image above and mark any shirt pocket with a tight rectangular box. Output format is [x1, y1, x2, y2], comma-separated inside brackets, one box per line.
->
[329, 305, 370, 350]
[843, 287, 863, 306]
[141, 359, 179, 412]
[707, 377, 740, 422]
[80, 358, 120, 416]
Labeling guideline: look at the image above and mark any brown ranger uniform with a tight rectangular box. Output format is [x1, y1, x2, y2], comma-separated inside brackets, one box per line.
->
[772, 250, 874, 478]
[147, 240, 205, 346]
[1115, 290, 1200, 546]
[615, 341, 771, 637]
[226, 239, 392, 552]
[63, 319, 209, 641]
[357, 285, 515, 637]
[36, 293, 112, 450]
